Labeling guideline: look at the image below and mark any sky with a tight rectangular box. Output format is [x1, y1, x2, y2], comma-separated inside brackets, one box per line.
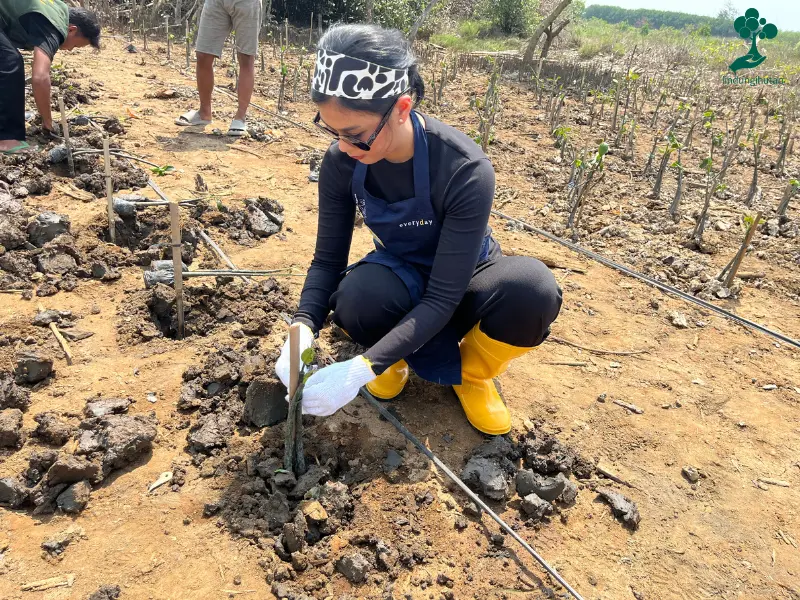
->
[585, 0, 800, 32]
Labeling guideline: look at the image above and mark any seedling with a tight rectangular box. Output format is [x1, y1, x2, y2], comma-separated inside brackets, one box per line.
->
[151, 165, 175, 177]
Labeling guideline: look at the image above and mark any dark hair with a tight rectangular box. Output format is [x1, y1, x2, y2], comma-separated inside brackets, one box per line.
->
[68, 7, 101, 49]
[311, 24, 424, 115]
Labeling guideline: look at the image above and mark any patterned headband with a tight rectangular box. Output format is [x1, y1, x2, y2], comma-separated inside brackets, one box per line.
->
[313, 49, 410, 100]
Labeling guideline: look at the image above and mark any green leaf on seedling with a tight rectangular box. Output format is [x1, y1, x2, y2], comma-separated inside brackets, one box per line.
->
[742, 213, 765, 229]
[790, 179, 799, 187]
[700, 157, 713, 171]
[274, 468, 289, 474]
[151, 165, 175, 176]
[302, 371, 313, 384]
[301, 348, 315, 366]
[598, 142, 609, 156]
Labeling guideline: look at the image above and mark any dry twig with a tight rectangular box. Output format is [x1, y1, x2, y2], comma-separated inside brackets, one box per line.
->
[547, 336, 649, 356]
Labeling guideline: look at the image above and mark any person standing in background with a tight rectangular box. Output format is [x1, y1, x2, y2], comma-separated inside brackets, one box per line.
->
[175, 0, 261, 137]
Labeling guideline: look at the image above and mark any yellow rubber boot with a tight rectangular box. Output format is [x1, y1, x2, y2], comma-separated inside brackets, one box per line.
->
[366, 360, 409, 400]
[453, 324, 532, 435]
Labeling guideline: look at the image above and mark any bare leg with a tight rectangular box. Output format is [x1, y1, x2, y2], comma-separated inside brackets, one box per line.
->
[234, 52, 255, 121]
[196, 52, 216, 121]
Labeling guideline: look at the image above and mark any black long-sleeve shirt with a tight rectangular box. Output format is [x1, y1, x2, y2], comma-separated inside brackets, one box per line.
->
[294, 114, 498, 374]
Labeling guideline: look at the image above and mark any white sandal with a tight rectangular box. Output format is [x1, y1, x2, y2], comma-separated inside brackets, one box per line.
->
[175, 110, 211, 127]
[227, 119, 247, 137]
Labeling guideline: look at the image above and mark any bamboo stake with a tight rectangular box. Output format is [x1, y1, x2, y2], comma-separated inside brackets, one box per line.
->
[723, 211, 762, 288]
[169, 202, 185, 338]
[185, 18, 190, 68]
[309, 13, 313, 47]
[56, 93, 74, 177]
[165, 15, 171, 61]
[103, 138, 115, 243]
[260, 42, 265, 73]
[284, 323, 306, 475]
[197, 228, 251, 283]
[289, 323, 300, 401]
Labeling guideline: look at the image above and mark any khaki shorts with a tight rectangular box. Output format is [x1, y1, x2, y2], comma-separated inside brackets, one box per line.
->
[195, 0, 261, 57]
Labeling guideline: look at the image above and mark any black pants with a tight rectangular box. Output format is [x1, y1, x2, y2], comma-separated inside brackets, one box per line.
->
[330, 256, 563, 351]
[0, 30, 26, 141]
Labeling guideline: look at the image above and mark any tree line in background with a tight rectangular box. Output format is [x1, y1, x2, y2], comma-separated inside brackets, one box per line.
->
[583, 4, 740, 38]
[267, 0, 579, 37]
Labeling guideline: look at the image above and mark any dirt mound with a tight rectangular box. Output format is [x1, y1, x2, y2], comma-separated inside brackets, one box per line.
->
[0, 372, 31, 411]
[70, 155, 149, 197]
[195, 196, 285, 246]
[3, 114, 146, 201]
[0, 153, 53, 198]
[117, 277, 291, 344]
[0, 224, 120, 295]
[90, 202, 201, 266]
[0, 402, 158, 514]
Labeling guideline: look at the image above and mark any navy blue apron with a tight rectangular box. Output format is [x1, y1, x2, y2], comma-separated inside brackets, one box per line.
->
[348, 111, 491, 385]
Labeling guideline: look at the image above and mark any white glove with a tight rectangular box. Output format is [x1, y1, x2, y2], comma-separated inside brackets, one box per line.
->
[275, 323, 315, 389]
[300, 356, 376, 416]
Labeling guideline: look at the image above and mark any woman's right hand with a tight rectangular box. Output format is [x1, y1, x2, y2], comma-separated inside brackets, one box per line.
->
[274, 322, 315, 389]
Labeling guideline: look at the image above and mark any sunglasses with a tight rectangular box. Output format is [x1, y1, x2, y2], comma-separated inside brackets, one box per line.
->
[313, 89, 410, 152]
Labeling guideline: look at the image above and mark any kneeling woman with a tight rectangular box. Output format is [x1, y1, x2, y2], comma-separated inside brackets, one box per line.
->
[275, 24, 562, 434]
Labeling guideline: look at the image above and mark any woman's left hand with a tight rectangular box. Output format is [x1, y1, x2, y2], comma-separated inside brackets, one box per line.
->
[300, 355, 376, 416]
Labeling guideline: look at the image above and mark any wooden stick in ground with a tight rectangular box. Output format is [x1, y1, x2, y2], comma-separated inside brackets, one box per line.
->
[57, 92, 74, 177]
[38, 302, 73, 365]
[165, 16, 171, 61]
[724, 211, 762, 288]
[169, 202, 185, 339]
[595, 462, 637, 488]
[49, 321, 73, 365]
[21, 574, 76, 592]
[612, 398, 644, 414]
[103, 138, 115, 243]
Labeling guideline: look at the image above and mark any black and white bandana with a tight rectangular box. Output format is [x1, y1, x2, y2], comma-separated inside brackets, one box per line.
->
[313, 49, 409, 100]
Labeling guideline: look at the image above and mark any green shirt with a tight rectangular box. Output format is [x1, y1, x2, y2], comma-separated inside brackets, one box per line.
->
[0, 0, 69, 48]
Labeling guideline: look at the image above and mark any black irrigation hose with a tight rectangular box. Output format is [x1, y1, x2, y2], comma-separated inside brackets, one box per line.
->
[491, 210, 800, 350]
[358, 386, 586, 600]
